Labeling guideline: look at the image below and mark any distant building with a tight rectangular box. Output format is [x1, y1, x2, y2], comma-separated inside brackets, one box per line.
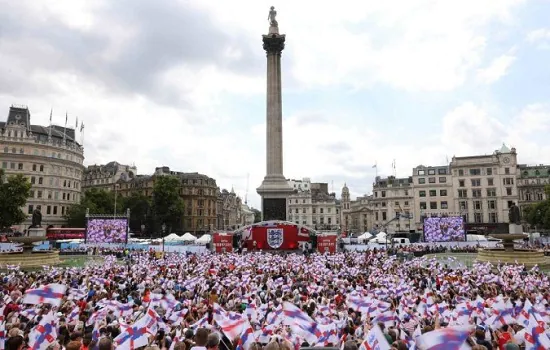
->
[241, 203, 255, 227]
[287, 177, 311, 192]
[82, 161, 137, 191]
[287, 181, 340, 230]
[517, 164, 550, 215]
[340, 184, 371, 234]
[217, 188, 243, 231]
[449, 144, 518, 234]
[0, 105, 85, 230]
[411, 164, 454, 232]
[371, 176, 414, 233]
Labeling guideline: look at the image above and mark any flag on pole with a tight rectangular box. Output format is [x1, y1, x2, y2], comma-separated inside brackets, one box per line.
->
[372, 163, 377, 168]
[49, 109, 52, 124]
[65, 112, 68, 126]
[75, 116, 78, 130]
[80, 122, 84, 132]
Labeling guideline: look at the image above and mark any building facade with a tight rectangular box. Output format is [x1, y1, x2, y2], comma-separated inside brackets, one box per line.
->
[371, 176, 414, 233]
[287, 178, 311, 192]
[83, 161, 137, 191]
[287, 182, 340, 230]
[118, 167, 218, 233]
[411, 165, 454, 231]
[217, 188, 243, 231]
[0, 105, 85, 230]
[517, 164, 550, 215]
[449, 144, 519, 233]
[340, 185, 372, 234]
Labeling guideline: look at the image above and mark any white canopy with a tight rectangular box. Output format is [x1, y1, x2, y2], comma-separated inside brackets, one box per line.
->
[180, 232, 197, 242]
[164, 233, 184, 242]
[375, 231, 387, 238]
[357, 232, 373, 242]
[196, 234, 212, 244]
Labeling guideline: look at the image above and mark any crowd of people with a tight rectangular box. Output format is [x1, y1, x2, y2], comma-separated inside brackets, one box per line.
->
[1, 250, 549, 350]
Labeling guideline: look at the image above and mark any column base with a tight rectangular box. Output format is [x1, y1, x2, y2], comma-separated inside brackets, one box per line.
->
[257, 175, 294, 221]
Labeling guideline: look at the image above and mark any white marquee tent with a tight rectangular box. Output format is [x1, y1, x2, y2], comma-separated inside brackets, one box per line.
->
[164, 233, 184, 242]
[180, 232, 197, 242]
[196, 234, 212, 245]
[357, 232, 373, 243]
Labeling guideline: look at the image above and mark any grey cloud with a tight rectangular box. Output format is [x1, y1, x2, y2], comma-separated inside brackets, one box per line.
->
[321, 141, 352, 154]
[0, 0, 263, 107]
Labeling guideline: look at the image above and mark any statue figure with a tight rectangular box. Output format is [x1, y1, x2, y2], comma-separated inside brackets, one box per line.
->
[508, 202, 521, 225]
[268, 6, 278, 27]
[31, 208, 42, 227]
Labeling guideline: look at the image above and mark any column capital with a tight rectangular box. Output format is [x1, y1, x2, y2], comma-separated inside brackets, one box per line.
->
[263, 34, 285, 55]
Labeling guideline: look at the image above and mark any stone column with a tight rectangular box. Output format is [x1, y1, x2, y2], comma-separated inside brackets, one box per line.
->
[256, 19, 294, 221]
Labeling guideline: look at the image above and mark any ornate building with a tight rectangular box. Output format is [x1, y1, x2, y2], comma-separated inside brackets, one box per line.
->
[217, 188, 243, 231]
[340, 184, 372, 234]
[118, 166, 218, 233]
[517, 164, 550, 214]
[0, 105, 85, 229]
[82, 161, 137, 191]
[287, 182, 340, 231]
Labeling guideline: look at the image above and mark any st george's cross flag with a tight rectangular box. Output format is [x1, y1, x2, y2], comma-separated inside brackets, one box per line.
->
[22, 284, 66, 307]
[28, 312, 58, 350]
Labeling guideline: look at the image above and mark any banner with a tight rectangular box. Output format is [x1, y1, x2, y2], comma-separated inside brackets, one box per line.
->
[213, 234, 233, 253]
[317, 235, 337, 254]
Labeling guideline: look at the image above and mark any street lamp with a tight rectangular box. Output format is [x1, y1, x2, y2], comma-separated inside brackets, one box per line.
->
[162, 223, 166, 254]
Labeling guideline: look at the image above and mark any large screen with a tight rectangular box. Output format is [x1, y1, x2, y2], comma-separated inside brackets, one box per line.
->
[86, 218, 128, 243]
[423, 216, 465, 242]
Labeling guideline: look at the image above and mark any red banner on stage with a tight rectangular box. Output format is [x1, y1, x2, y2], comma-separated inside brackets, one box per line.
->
[244, 223, 311, 250]
[213, 234, 233, 253]
[317, 235, 337, 254]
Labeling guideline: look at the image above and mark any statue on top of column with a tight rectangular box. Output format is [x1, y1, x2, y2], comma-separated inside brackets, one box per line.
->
[268, 6, 278, 27]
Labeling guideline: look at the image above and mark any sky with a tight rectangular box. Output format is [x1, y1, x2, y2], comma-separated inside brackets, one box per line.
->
[1, 0, 550, 210]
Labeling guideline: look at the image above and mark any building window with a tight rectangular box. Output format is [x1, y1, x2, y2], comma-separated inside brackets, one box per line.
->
[404, 190, 409, 196]
[506, 187, 512, 196]
[320, 208, 324, 214]
[429, 190, 437, 197]
[46, 206, 51, 215]
[32, 164, 37, 171]
[302, 199, 306, 203]
[10, 162, 14, 169]
[428, 177, 436, 183]
[11, 148, 16, 153]
[419, 202, 427, 210]
[459, 180, 465, 187]
[474, 213, 483, 223]
[458, 190, 467, 198]
[374, 192, 378, 198]
[470, 168, 481, 175]
[381, 191, 386, 197]
[18, 163, 23, 170]
[458, 169, 464, 176]
[459, 201, 468, 210]
[38, 177, 43, 185]
[430, 202, 437, 209]
[503, 178, 514, 185]
[537, 193, 544, 201]
[394, 201, 399, 206]
[440, 190, 447, 196]
[505, 167, 510, 175]
[441, 201, 448, 209]
[29, 190, 35, 198]
[382, 212, 387, 221]
[472, 189, 482, 198]
[419, 191, 426, 197]
[375, 212, 379, 220]
[471, 179, 481, 187]
[404, 201, 409, 205]
[1, 162, 6, 169]
[438, 168, 447, 175]
[381, 202, 386, 207]
[53, 206, 57, 215]
[39, 165, 44, 172]
[507, 201, 514, 208]
[486, 168, 493, 175]
[487, 188, 496, 197]
[428, 169, 436, 175]
[3, 147, 7, 153]
[439, 177, 446, 183]
[418, 170, 425, 175]
[302, 208, 306, 213]
[474, 201, 482, 210]
[28, 205, 34, 214]
[312, 208, 316, 214]
[418, 178, 426, 184]
[31, 176, 36, 184]
[487, 178, 494, 186]
[489, 212, 497, 223]
[488, 200, 497, 210]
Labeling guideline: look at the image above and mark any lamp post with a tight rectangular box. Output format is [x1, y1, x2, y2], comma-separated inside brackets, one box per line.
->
[161, 223, 166, 254]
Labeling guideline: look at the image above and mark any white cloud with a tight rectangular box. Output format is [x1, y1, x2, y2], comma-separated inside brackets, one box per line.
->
[476, 53, 516, 84]
[526, 28, 550, 49]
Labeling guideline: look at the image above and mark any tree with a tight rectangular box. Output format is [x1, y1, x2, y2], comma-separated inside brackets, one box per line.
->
[151, 176, 185, 235]
[65, 188, 121, 227]
[0, 169, 32, 230]
[524, 184, 550, 230]
[251, 207, 262, 223]
[121, 192, 151, 234]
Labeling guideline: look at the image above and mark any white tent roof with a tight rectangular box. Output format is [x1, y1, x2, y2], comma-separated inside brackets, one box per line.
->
[180, 232, 197, 241]
[358, 232, 373, 241]
[376, 232, 387, 238]
[196, 234, 212, 244]
[164, 233, 184, 241]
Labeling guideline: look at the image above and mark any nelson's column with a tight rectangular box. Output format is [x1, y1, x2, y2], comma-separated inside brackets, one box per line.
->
[256, 6, 295, 221]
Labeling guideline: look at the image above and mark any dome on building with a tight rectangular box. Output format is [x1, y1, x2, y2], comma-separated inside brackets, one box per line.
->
[499, 143, 511, 153]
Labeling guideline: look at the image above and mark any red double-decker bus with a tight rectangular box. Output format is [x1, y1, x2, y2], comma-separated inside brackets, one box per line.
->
[46, 227, 86, 240]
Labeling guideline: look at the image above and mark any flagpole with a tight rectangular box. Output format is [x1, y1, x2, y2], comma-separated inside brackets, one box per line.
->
[63, 111, 68, 143]
[48, 108, 53, 141]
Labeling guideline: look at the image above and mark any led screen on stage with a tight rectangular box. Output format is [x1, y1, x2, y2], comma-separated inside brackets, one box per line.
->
[86, 218, 128, 243]
[423, 216, 465, 242]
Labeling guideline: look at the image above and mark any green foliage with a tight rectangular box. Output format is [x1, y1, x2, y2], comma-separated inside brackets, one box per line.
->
[524, 189, 550, 230]
[0, 169, 32, 230]
[121, 192, 151, 233]
[152, 176, 185, 234]
[65, 188, 121, 227]
[251, 207, 262, 223]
